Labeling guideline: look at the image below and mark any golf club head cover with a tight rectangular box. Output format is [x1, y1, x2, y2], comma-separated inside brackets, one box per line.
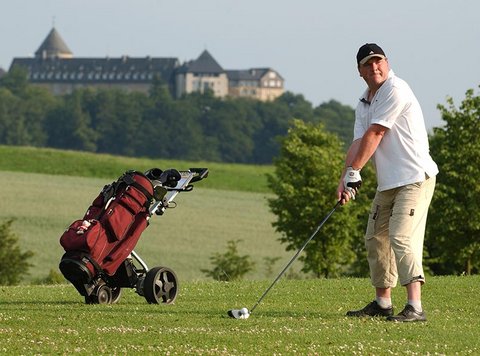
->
[160, 169, 182, 188]
[144, 168, 163, 180]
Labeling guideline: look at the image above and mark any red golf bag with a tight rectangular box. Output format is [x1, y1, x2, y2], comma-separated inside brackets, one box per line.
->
[60, 170, 154, 275]
[59, 167, 207, 304]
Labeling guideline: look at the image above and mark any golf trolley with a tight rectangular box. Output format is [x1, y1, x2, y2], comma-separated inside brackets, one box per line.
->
[59, 168, 208, 305]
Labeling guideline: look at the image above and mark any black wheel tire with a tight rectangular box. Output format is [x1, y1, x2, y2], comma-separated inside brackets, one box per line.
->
[88, 284, 113, 304]
[111, 287, 122, 304]
[143, 266, 178, 304]
[96, 285, 113, 304]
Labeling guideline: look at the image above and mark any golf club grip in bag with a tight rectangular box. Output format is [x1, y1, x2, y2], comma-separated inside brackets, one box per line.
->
[60, 170, 154, 276]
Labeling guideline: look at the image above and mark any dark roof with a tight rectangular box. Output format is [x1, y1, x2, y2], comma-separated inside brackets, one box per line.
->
[35, 27, 72, 58]
[177, 50, 224, 74]
[10, 56, 180, 84]
[226, 68, 284, 81]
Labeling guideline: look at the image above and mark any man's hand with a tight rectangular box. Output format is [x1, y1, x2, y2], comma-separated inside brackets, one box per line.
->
[343, 166, 362, 200]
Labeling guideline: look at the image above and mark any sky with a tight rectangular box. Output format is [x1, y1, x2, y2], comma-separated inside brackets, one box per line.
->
[1, 0, 479, 131]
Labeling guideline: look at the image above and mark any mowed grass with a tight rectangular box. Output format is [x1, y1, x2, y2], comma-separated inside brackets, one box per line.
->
[1, 147, 480, 353]
[0, 170, 295, 283]
[0, 276, 479, 354]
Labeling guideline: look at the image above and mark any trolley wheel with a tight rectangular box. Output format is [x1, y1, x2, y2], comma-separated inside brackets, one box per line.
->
[143, 266, 178, 304]
[86, 284, 113, 304]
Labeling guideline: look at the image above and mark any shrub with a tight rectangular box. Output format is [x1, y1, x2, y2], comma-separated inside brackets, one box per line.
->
[0, 219, 34, 285]
[34, 269, 66, 285]
[201, 240, 255, 281]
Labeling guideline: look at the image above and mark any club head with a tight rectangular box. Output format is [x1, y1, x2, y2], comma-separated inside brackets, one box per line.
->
[227, 308, 250, 319]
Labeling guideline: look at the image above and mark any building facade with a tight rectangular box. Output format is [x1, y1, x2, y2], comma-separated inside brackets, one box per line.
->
[9, 28, 284, 101]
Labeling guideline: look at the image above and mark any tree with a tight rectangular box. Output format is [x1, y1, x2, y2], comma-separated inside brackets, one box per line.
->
[0, 219, 34, 285]
[314, 99, 355, 147]
[201, 240, 255, 281]
[267, 120, 374, 278]
[45, 90, 98, 151]
[0, 66, 29, 96]
[426, 87, 480, 275]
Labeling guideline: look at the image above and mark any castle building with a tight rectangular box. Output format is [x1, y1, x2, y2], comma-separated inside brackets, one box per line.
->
[9, 28, 284, 101]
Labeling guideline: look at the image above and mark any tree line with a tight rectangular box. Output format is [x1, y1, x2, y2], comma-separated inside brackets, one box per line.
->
[0, 67, 354, 164]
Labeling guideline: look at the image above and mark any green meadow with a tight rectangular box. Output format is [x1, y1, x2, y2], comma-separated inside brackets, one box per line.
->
[0, 145, 289, 283]
[1, 146, 479, 354]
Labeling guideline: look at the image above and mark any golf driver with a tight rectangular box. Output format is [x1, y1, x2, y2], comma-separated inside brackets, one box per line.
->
[227, 200, 341, 319]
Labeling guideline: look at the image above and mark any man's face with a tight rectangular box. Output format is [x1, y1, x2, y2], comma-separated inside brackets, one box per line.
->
[358, 57, 389, 91]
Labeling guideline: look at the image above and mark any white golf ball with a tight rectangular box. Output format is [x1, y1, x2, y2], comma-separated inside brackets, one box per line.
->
[240, 307, 249, 315]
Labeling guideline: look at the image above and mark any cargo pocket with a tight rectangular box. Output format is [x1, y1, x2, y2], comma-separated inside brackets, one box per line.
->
[365, 204, 380, 241]
[389, 205, 416, 239]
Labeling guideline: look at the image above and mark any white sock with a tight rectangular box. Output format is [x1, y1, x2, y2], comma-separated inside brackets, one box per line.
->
[376, 297, 392, 309]
[408, 300, 422, 312]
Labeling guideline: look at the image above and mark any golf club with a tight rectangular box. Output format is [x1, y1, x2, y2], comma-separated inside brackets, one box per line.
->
[227, 200, 341, 319]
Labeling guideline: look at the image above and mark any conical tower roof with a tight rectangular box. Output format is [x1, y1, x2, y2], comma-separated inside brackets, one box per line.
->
[178, 50, 224, 74]
[35, 27, 73, 59]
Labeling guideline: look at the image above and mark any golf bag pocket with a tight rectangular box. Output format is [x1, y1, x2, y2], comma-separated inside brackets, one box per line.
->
[101, 186, 147, 241]
[83, 193, 105, 221]
[60, 219, 107, 253]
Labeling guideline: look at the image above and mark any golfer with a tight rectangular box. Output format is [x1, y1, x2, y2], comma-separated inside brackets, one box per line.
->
[337, 43, 438, 322]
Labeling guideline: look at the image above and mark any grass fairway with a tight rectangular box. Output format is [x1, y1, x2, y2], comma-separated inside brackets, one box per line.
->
[0, 276, 479, 354]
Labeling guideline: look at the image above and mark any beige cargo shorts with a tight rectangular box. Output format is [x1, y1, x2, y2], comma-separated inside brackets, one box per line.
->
[365, 176, 436, 288]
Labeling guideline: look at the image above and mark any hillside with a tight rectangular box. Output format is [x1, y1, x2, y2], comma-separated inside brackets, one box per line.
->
[0, 145, 273, 193]
[0, 146, 297, 283]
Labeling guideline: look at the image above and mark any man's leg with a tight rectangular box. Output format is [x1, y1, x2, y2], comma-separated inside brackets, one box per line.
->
[387, 177, 435, 322]
[346, 191, 396, 318]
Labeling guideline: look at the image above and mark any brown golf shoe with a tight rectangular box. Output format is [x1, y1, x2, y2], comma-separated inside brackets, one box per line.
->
[346, 300, 394, 317]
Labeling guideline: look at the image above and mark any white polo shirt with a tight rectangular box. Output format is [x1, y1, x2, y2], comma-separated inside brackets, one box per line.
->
[354, 70, 438, 191]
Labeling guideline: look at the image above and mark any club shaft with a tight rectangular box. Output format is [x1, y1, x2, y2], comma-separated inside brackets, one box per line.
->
[249, 201, 340, 314]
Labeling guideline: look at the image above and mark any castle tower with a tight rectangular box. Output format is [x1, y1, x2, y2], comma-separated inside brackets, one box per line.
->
[35, 27, 73, 59]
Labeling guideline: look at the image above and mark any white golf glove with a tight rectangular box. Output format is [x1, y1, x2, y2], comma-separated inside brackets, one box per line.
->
[343, 166, 362, 200]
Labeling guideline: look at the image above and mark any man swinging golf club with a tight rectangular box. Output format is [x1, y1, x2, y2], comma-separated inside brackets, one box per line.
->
[338, 43, 438, 322]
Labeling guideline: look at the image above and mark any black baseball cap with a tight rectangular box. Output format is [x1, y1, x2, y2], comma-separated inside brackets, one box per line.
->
[356, 43, 386, 65]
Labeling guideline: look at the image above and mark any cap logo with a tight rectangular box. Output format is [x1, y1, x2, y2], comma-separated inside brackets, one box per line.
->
[369, 51, 374, 54]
